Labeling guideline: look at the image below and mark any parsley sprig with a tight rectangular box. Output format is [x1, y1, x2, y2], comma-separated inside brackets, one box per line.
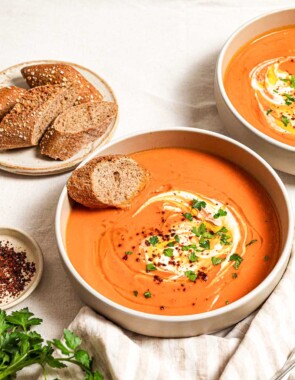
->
[0, 308, 103, 380]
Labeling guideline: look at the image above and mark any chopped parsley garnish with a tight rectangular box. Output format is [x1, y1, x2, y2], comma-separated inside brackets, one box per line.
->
[149, 236, 159, 246]
[188, 252, 199, 262]
[184, 270, 198, 282]
[144, 291, 152, 298]
[291, 75, 295, 89]
[220, 233, 232, 245]
[133, 290, 138, 297]
[146, 263, 157, 271]
[284, 93, 295, 105]
[213, 208, 227, 219]
[211, 256, 225, 266]
[163, 248, 174, 257]
[246, 239, 257, 247]
[225, 300, 229, 305]
[264, 255, 269, 262]
[182, 244, 197, 251]
[229, 253, 243, 269]
[266, 109, 273, 116]
[166, 241, 175, 247]
[273, 89, 279, 93]
[282, 115, 290, 127]
[174, 235, 180, 243]
[280, 77, 289, 82]
[232, 273, 238, 279]
[199, 237, 210, 250]
[192, 223, 206, 237]
[183, 212, 193, 221]
[202, 231, 214, 239]
[125, 251, 133, 255]
[217, 226, 228, 235]
[192, 198, 207, 211]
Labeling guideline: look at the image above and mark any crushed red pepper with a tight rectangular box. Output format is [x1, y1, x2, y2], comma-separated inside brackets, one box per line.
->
[0, 240, 36, 303]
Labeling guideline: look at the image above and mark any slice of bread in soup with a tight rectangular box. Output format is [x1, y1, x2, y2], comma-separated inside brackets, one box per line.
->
[21, 63, 103, 105]
[0, 84, 79, 150]
[67, 155, 150, 208]
[39, 101, 118, 160]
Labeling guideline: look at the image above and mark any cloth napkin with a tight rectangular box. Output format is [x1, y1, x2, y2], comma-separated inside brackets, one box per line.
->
[42, 240, 295, 380]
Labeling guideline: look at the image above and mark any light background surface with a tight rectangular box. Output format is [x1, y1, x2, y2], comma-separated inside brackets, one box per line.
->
[0, 1, 295, 377]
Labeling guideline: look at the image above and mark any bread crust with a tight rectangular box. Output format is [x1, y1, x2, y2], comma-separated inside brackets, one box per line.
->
[0, 84, 79, 150]
[21, 63, 103, 105]
[67, 155, 149, 208]
[0, 86, 26, 121]
[39, 101, 118, 160]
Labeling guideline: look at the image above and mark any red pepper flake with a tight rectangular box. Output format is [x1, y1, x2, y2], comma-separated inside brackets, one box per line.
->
[0, 240, 36, 303]
[160, 306, 165, 310]
[153, 275, 163, 284]
[122, 254, 128, 260]
[198, 271, 208, 281]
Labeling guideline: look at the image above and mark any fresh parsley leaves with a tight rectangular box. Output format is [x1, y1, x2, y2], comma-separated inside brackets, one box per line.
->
[211, 256, 225, 266]
[229, 253, 243, 269]
[146, 263, 157, 271]
[282, 115, 290, 127]
[184, 270, 198, 282]
[192, 198, 206, 211]
[266, 109, 273, 116]
[188, 252, 199, 262]
[149, 236, 159, 246]
[163, 248, 174, 257]
[183, 212, 193, 221]
[213, 208, 227, 219]
[0, 308, 103, 379]
[144, 291, 152, 298]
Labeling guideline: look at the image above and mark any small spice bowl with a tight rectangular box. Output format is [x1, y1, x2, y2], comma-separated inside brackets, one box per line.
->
[0, 227, 44, 309]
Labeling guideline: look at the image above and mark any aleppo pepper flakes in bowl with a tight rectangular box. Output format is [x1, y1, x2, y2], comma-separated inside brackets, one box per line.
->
[0, 227, 44, 309]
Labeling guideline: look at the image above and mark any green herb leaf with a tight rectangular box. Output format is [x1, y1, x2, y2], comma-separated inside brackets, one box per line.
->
[273, 89, 279, 93]
[216, 226, 228, 235]
[149, 236, 159, 246]
[211, 256, 225, 266]
[282, 115, 290, 127]
[183, 212, 193, 221]
[146, 263, 157, 271]
[199, 237, 210, 250]
[182, 244, 197, 251]
[133, 290, 138, 297]
[225, 300, 229, 305]
[229, 253, 243, 270]
[174, 235, 180, 243]
[213, 208, 227, 219]
[125, 251, 133, 255]
[75, 349, 91, 369]
[188, 252, 199, 262]
[184, 270, 198, 282]
[266, 109, 273, 115]
[220, 233, 232, 246]
[192, 199, 207, 211]
[51, 339, 72, 355]
[291, 75, 295, 89]
[246, 239, 257, 247]
[166, 241, 175, 247]
[163, 248, 174, 257]
[232, 273, 238, 279]
[264, 255, 269, 261]
[192, 223, 206, 237]
[6, 308, 42, 332]
[64, 329, 81, 351]
[144, 291, 152, 298]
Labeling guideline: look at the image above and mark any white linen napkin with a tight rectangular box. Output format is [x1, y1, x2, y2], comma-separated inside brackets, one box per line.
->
[42, 241, 295, 380]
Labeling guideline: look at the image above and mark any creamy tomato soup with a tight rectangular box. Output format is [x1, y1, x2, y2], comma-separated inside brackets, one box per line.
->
[224, 26, 295, 146]
[66, 148, 280, 316]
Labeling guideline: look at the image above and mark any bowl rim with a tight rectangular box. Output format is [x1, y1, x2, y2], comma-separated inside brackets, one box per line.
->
[216, 7, 295, 152]
[56, 127, 294, 322]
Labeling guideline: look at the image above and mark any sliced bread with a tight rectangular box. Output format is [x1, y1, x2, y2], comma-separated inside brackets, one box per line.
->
[0, 84, 79, 150]
[21, 63, 103, 105]
[39, 101, 118, 160]
[67, 155, 149, 208]
[0, 86, 26, 121]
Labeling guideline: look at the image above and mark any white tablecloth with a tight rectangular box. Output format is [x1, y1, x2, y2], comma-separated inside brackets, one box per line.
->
[1, 0, 295, 378]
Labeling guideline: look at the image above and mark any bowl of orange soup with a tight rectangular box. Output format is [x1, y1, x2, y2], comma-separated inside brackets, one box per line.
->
[215, 8, 295, 174]
[56, 128, 293, 337]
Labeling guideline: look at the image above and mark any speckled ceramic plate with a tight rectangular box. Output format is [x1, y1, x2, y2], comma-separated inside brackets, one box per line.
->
[0, 227, 44, 309]
[0, 60, 119, 176]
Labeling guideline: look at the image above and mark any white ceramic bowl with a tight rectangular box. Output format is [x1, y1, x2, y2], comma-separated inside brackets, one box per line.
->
[55, 128, 294, 337]
[215, 8, 295, 175]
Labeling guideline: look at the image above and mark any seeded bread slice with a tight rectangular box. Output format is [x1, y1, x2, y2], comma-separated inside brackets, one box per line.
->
[0, 86, 27, 121]
[67, 155, 150, 208]
[0, 84, 79, 150]
[39, 101, 118, 161]
[21, 63, 103, 105]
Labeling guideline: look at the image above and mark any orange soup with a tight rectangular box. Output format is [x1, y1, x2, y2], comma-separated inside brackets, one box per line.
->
[224, 26, 295, 146]
[66, 148, 281, 315]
